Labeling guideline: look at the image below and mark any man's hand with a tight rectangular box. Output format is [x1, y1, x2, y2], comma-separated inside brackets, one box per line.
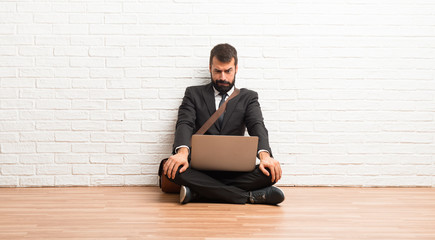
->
[163, 147, 189, 179]
[258, 151, 282, 183]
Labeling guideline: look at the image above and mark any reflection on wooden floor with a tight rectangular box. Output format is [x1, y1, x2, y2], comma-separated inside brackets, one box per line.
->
[0, 187, 434, 239]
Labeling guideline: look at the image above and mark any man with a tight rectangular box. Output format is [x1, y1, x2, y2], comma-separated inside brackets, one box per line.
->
[163, 43, 285, 205]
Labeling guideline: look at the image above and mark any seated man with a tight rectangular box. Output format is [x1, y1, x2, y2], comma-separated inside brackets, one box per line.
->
[163, 43, 285, 205]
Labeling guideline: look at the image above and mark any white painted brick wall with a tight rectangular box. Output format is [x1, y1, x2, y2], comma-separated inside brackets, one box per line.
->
[1, 1, 434, 187]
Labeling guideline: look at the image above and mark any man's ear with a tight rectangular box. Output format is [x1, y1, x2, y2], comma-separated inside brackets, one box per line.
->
[235, 64, 238, 73]
[209, 65, 212, 73]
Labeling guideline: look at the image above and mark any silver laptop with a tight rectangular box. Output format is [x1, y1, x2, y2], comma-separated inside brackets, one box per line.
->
[190, 135, 258, 172]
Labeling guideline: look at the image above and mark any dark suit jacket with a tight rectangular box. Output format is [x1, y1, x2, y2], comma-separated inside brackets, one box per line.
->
[173, 83, 273, 157]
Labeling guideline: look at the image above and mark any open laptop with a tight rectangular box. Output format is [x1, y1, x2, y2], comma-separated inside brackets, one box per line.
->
[190, 135, 258, 172]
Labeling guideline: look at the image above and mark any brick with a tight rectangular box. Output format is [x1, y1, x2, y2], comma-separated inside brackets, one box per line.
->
[20, 90, 55, 99]
[1, 143, 35, 153]
[34, 14, 68, 24]
[55, 175, 89, 186]
[124, 47, 158, 57]
[125, 175, 157, 186]
[90, 90, 123, 99]
[105, 144, 141, 154]
[55, 111, 89, 120]
[124, 111, 158, 121]
[107, 100, 141, 110]
[55, 132, 90, 142]
[0, 68, 16, 77]
[20, 154, 54, 164]
[72, 144, 105, 153]
[70, 57, 105, 68]
[0, 100, 33, 109]
[56, 155, 89, 164]
[0, 177, 18, 187]
[89, 47, 122, 57]
[17, 24, 52, 34]
[0, 133, 18, 143]
[90, 155, 123, 164]
[20, 176, 54, 187]
[0, 154, 18, 164]
[0, 57, 33, 67]
[107, 80, 142, 89]
[71, 36, 104, 46]
[90, 24, 123, 34]
[72, 79, 106, 89]
[55, 68, 89, 78]
[106, 58, 141, 67]
[52, 3, 86, 13]
[35, 36, 69, 46]
[106, 36, 140, 46]
[69, 14, 103, 24]
[36, 57, 69, 67]
[142, 121, 174, 132]
[19, 68, 54, 78]
[90, 111, 123, 121]
[20, 132, 55, 142]
[107, 165, 141, 175]
[36, 100, 71, 110]
[124, 133, 159, 143]
[90, 69, 124, 78]
[1, 165, 35, 176]
[91, 133, 123, 143]
[0, 111, 17, 120]
[91, 176, 124, 186]
[37, 143, 71, 153]
[0, 122, 34, 132]
[73, 165, 106, 175]
[37, 165, 72, 175]
[72, 100, 105, 110]
[54, 47, 88, 56]
[107, 122, 141, 132]
[105, 15, 137, 24]
[36, 79, 71, 88]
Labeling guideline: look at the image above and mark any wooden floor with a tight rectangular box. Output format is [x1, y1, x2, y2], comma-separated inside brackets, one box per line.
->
[0, 187, 434, 240]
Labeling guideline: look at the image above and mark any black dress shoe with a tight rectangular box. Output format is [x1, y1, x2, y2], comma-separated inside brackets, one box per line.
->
[180, 185, 194, 204]
[249, 186, 285, 205]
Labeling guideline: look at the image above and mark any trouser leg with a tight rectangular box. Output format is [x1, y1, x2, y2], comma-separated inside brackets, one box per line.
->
[207, 165, 274, 191]
[169, 167, 249, 204]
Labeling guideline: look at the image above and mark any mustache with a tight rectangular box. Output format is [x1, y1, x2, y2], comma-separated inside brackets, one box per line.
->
[215, 80, 231, 84]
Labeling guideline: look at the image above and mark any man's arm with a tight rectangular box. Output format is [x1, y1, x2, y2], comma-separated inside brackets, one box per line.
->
[244, 90, 281, 182]
[172, 87, 196, 154]
[165, 87, 197, 179]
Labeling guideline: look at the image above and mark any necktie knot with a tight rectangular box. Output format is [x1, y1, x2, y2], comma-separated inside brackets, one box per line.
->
[219, 93, 227, 107]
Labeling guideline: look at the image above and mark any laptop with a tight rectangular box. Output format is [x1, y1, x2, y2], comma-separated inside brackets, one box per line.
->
[190, 135, 258, 172]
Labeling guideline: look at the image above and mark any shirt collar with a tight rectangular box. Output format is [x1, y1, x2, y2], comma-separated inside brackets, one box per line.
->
[213, 86, 234, 97]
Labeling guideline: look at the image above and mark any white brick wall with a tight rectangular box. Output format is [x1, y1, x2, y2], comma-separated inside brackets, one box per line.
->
[1, 1, 434, 187]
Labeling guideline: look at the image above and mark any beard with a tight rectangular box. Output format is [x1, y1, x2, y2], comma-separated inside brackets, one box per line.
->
[211, 75, 236, 94]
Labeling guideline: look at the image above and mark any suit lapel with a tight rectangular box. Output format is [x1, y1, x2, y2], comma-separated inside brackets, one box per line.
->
[202, 83, 216, 117]
[220, 89, 241, 130]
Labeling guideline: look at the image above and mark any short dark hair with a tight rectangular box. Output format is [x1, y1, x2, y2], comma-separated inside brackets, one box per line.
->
[209, 43, 238, 66]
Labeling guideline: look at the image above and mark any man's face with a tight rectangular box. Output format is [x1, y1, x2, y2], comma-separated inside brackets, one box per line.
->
[209, 56, 238, 94]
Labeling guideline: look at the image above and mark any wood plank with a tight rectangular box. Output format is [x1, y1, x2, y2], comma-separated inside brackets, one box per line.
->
[0, 187, 434, 239]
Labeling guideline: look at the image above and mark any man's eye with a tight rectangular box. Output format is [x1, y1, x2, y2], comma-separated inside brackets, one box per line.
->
[225, 69, 231, 73]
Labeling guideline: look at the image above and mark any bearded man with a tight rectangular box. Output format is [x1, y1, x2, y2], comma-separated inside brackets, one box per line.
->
[163, 43, 285, 205]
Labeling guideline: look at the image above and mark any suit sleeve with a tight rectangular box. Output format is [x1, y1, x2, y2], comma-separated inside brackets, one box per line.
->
[244, 91, 273, 157]
[172, 87, 196, 154]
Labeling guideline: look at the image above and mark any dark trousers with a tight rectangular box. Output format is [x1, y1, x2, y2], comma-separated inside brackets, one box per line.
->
[169, 165, 274, 204]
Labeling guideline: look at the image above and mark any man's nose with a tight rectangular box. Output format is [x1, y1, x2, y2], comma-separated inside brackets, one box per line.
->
[220, 72, 227, 80]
